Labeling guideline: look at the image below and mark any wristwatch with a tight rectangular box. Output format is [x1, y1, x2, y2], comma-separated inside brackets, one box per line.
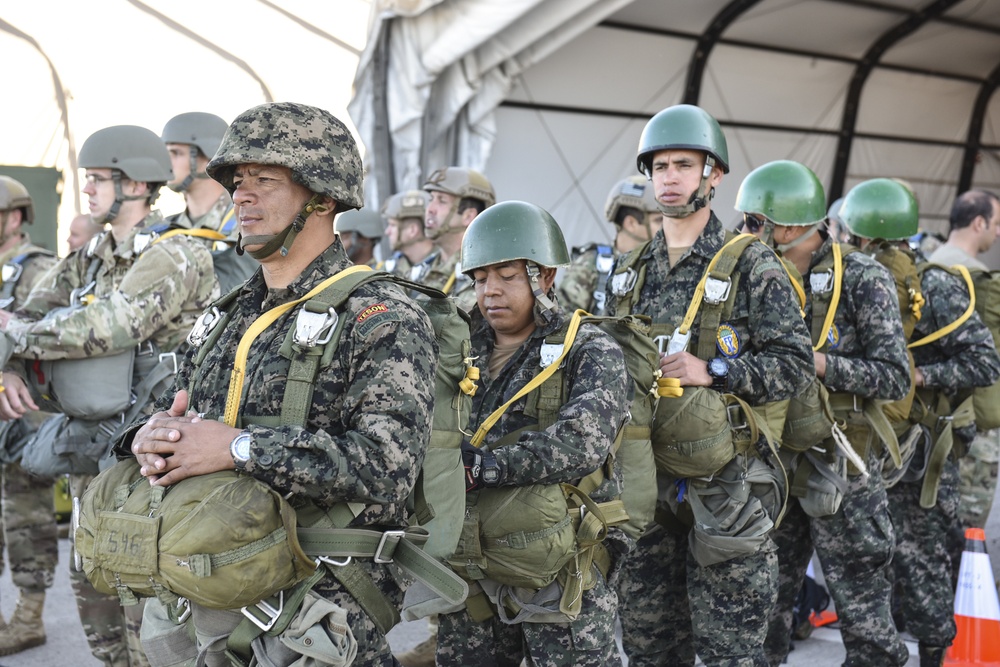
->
[707, 357, 729, 392]
[229, 431, 253, 470]
[480, 450, 502, 487]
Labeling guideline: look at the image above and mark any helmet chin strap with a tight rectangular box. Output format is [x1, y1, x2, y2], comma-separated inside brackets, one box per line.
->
[655, 155, 717, 219]
[168, 146, 209, 193]
[776, 222, 821, 254]
[97, 171, 146, 224]
[526, 262, 557, 323]
[236, 194, 327, 260]
[430, 199, 464, 239]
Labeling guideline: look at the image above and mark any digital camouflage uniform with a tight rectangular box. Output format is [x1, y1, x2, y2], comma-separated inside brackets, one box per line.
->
[382, 250, 413, 279]
[0, 235, 59, 609]
[166, 192, 258, 294]
[606, 213, 814, 667]
[928, 242, 1000, 531]
[557, 244, 616, 315]
[6, 212, 217, 667]
[887, 264, 1000, 657]
[417, 248, 477, 313]
[436, 300, 630, 667]
[764, 237, 912, 667]
[136, 239, 436, 667]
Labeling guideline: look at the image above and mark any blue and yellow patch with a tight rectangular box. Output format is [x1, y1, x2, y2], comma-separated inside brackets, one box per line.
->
[826, 324, 840, 350]
[716, 323, 741, 358]
[355, 303, 400, 337]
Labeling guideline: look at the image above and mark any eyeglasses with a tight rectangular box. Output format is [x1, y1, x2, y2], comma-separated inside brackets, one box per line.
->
[84, 173, 116, 186]
[742, 213, 767, 233]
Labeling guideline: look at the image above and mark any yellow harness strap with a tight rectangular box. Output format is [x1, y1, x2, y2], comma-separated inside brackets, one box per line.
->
[675, 233, 758, 340]
[223, 264, 373, 426]
[780, 261, 807, 317]
[813, 242, 844, 352]
[155, 228, 229, 243]
[470, 309, 586, 447]
[909, 264, 976, 349]
[442, 271, 457, 295]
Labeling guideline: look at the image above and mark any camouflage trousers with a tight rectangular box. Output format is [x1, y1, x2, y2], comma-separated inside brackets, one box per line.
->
[617, 521, 778, 666]
[957, 427, 999, 529]
[886, 458, 959, 649]
[765, 448, 907, 667]
[0, 459, 58, 593]
[70, 473, 150, 667]
[436, 569, 621, 667]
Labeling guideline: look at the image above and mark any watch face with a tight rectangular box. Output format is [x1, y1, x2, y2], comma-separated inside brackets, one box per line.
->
[232, 433, 252, 463]
[709, 357, 728, 377]
[482, 467, 501, 484]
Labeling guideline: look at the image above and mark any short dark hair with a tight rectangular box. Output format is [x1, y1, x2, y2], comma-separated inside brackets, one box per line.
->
[614, 205, 644, 227]
[458, 197, 488, 216]
[950, 189, 999, 232]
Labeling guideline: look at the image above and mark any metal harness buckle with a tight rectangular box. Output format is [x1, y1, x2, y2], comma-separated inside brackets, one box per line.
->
[810, 270, 835, 294]
[70, 281, 97, 307]
[1, 262, 23, 284]
[187, 307, 221, 347]
[539, 343, 565, 368]
[610, 269, 637, 297]
[158, 352, 178, 375]
[242, 590, 283, 632]
[293, 308, 338, 348]
[703, 277, 732, 305]
[374, 530, 406, 564]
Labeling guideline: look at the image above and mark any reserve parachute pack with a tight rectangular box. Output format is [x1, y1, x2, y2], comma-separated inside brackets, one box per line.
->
[609, 232, 784, 478]
[77, 265, 472, 640]
[963, 267, 1000, 430]
[448, 309, 659, 620]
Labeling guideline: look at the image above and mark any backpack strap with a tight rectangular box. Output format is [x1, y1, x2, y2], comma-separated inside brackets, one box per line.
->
[591, 244, 615, 314]
[694, 233, 758, 360]
[909, 263, 976, 349]
[608, 241, 652, 317]
[0, 249, 56, 308]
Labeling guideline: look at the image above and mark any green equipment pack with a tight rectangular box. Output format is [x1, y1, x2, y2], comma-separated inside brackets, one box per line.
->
[77, 265, 473, 646]
[966, 268, 1000, 430]
[610, 232, 786, 477]
[448, 310, 659, 619]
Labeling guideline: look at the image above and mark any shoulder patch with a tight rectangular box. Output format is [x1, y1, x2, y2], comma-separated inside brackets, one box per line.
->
[355, 303, 401, 337]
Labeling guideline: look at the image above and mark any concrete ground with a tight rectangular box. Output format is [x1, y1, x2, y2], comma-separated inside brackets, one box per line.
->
[1, 487, 998, 667]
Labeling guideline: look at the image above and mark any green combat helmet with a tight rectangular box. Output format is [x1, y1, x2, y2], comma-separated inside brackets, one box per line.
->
[206, 102, 364, 259]
[461, 200, 569, 317]
[735, 159, 826, 252]
[161, 112, 229, 192]
[78, 125, 174, 223]
[422, 167, 495, 239]
[0, 176, 34, 224]
[636, 104, 729, 218]
[840, 177, 918, 241]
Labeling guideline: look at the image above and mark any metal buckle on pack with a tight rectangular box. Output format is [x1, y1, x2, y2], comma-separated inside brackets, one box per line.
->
[1, 262, 23, 284]
[70, 281, 97, 307]
[175, 597, 192, 623]
[593, 290, 606, 314]
[158, 352, 178, 375]
[293, 307, 338, 348]
[374, 530, 406, 564]
[665, 329, 691, 356]
[242, 591, 283, 632]
[539, 343, 565, 368]
[935, 414, 954, 433]
[187, 307, 221, 347]
[810, 269, 835, 294]
[703, 276, 732, 305]
[726, 403, 747, 431]
[595, 253, 615, 274]
[610, 269, 637, 297]
[317, 555, 352, 568]
[136, 340, 156, 357]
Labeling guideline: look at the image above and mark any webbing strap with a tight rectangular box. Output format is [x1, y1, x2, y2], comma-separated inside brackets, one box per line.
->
[222, 265, 373, 426]
[693, 234, 758, 360]
[779, 259, 807, 316]
[442, 269, 456, 295]
[813, 242, 844, 352]
[154, 228, 228, 243]
[909, 264, 976, 349]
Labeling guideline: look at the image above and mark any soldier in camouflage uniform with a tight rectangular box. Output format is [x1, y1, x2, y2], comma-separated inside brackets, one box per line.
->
[0, 125, 218, 667]
[606, 106, 814, 667]
[125, 102, 437, 667]
[557, 175, 659, 314]
[67, 212, 103, 252]
[737, 167, 912, 667]
[929, 190, 1000, 533]
[435, 200, 630, 667]
[0, 176, 59, 656]
[381, 190, 432, 279]
[162, 112, 258, 293]
[418, 166, 495, 313]
[337, 206, 384, 268]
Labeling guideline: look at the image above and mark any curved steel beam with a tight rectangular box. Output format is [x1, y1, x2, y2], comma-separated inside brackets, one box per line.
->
[682, 0, 763, 105]
[0, 18, 79, 216]
[256, 0, 362, 57]
[958, 59, 1000, 194]
[829, 0, 963, 200]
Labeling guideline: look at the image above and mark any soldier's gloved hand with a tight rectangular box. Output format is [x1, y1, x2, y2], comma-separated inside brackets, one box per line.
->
[461, 441, 504, 492]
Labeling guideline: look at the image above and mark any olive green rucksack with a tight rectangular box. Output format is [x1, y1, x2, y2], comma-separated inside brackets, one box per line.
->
[966, 269, 1000, 430]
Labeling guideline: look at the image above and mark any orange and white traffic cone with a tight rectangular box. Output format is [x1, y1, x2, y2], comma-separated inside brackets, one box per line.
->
[946, 527, 1000, 666]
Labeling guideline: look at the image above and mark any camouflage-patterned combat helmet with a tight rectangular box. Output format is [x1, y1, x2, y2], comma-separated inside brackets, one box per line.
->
[207, 102, 364, 215]
[840, 178, 918, 241]
[0, 176, 34, 224]
[605, 175, 658, 224]
[637, 104, 729, 176]
[423, 167, 496, 208]
[735, 160, 826, 226]
[161, 112, 229, 158]
[462, 200, 570, 276]
[381, 190, 428, 221]
[79, 125, 173, 183]
[336, 207, 383, 239]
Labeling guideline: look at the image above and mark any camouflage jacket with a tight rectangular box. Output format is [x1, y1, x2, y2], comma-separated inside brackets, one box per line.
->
[910, 264, 1000, 392]
[557, 243, 617, 314]
[419, 247, 476, 313]
[806, 237, 911, 400]
[0, 234, 57, 309]
[167, 193, 237, 239]
[166, 194, 258, 294]
[7, 211, 218, 359]
[156, 239, 438, 525]
[605, 213, 814, 405]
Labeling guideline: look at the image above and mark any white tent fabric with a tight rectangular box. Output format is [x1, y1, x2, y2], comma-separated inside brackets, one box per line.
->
[350, 0, 1000, 264]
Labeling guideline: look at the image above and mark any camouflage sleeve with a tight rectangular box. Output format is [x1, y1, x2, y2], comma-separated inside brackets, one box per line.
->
[556, 250, 599, 313]
[7, 238, 216, 360]
[242, 293, 437, 512]
[914, 267, 1000, 390]
[727, 246, 814, 404]
[824, 256, 911, 400]
[493, 325, 629, 487]
[13, 253, 59, 306]
[14, 252, 86, 321]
